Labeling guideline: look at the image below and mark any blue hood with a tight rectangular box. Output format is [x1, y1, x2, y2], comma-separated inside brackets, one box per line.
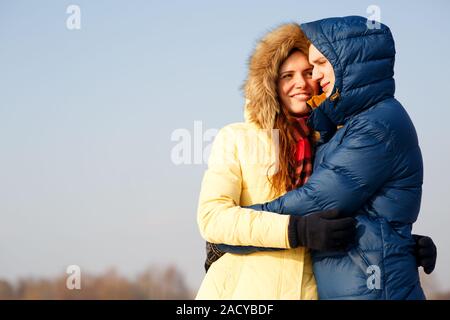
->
[301, 16, 396, 126]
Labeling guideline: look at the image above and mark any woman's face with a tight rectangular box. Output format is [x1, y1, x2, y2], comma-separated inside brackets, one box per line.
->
[277, 51, 319, 115]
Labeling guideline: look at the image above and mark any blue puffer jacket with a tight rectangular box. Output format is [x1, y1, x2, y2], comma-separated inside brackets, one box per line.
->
[218, 16, 425, 299]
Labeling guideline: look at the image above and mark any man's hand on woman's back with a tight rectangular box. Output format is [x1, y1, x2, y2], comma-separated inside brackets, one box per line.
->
[288, 209, 357, 251]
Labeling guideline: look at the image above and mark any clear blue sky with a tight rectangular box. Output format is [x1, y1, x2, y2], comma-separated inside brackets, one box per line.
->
[1, 0, 449, 293]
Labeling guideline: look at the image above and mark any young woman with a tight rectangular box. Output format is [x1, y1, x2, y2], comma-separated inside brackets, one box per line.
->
[196, 23, 326, 299]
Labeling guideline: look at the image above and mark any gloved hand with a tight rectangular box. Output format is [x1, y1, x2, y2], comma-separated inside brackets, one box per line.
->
[288, 209, 356, 251]
[412, 234, 437, 274]
[204, 242, 225, 272]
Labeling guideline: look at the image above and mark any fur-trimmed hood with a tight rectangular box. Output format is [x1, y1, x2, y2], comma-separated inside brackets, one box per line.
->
[243, 23, 310, 130]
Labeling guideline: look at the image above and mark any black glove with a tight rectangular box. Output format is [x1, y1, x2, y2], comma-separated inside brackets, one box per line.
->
[288, 209, 356, 251]
[204, 242, 225, 272]
[412, 234, 437, 274]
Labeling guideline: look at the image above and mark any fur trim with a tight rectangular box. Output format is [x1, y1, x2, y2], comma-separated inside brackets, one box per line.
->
[243, 23, 310, 130]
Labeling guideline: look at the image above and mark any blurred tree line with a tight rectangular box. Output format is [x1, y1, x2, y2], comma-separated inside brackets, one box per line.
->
[1, 267, 448, 300]
[0, 265, 194, 300]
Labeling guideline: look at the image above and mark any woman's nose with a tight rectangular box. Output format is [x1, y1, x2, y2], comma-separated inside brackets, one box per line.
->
[294, 74, 306, 88]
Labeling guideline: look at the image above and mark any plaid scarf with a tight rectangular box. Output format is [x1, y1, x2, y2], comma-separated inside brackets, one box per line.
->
[290, 115, 313, 189]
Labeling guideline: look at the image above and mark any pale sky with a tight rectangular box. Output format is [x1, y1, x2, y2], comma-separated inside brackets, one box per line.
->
[0, 0, 449, 294]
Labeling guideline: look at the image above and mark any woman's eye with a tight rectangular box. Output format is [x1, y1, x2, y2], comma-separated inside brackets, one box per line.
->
[282, 74, 292, 79]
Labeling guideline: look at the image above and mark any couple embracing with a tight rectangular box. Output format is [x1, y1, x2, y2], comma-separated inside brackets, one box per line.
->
[196, 16, 437, 300]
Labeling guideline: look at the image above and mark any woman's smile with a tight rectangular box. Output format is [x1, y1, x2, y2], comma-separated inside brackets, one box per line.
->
[290, 92, 311, 101]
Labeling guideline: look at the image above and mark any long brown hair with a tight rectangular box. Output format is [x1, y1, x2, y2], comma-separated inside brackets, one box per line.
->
[268, 49, 312, 196]
[241, 23, 313, 197]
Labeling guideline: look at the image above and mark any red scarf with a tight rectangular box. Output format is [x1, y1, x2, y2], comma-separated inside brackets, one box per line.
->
[291, 115, 313, 189]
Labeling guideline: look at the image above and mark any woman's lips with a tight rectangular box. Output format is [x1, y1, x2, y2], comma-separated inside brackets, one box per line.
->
[321, 82, 330, 90]
[291, 93, 311, 100]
